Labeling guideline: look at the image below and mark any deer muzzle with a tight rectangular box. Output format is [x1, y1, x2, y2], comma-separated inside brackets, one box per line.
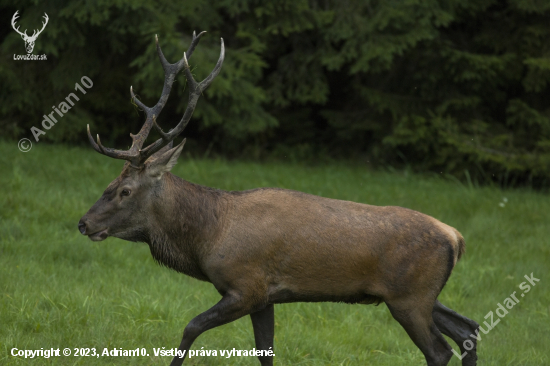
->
[78, 218, 109, 241]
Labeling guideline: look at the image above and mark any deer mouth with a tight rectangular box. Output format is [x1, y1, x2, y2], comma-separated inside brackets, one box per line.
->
[88, 229, 109, 241]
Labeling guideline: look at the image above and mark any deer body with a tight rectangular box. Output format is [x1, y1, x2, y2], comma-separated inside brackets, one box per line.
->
[79, 33, 479, 366]
[207, 186, 461, 303]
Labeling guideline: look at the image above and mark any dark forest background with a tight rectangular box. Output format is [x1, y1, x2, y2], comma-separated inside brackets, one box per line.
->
[1, 0, 549, 187]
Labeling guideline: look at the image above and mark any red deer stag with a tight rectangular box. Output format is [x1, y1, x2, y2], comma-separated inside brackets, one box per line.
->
[79, 32, 479, 366]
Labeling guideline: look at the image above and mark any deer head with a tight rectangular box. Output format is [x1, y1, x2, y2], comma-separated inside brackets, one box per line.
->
[12, 11, 49, 54]
[78, 32, 224, 242]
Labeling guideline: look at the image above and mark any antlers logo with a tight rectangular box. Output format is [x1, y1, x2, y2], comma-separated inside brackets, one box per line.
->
[11, 11, 49, 54]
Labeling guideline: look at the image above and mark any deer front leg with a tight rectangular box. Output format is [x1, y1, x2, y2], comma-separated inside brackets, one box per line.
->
[169, 292, 257, 366]
[250, 304, 275, 366]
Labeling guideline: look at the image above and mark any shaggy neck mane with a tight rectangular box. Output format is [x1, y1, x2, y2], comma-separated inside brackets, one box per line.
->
[145, 173, 226, 281]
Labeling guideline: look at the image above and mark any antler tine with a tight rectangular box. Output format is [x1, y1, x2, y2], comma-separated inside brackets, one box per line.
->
[87, 124, 141, 163]
[186, 30, 207, 60]
[11, 11, 28, 37]
[95, 134, 136, 159]
[130, 86, 149, 112]
[154, 34, 171, 73]
[140, 38, 225, 160]
[150, 34, 192, 116]
[197, 38, 225, 91]
[35, 13, 48, 36]
[87, 125, 103, 154]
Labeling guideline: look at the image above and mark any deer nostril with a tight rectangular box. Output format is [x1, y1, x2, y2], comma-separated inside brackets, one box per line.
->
[78, 220, 87, 235]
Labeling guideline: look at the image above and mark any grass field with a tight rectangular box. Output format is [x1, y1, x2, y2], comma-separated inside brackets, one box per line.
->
[1, 140, 549, 365]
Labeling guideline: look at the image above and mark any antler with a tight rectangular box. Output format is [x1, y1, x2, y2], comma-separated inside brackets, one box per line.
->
[11, 11, 28, 37]
[87, 32, 225, 168]
[11, 11, 48, 40]
[31, 13, 49, 39]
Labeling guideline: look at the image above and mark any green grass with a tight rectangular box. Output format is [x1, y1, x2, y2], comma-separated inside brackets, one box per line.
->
[1, 140, 549, 365]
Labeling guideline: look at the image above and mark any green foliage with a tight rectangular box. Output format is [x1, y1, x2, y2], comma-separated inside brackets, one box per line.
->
[1, 0, 549, 186]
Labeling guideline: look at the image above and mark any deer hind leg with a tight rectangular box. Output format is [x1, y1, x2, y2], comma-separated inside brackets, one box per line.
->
[250, 304, 275, 366]
[386, 298, 453, 366]
[432, 300, 479, 366]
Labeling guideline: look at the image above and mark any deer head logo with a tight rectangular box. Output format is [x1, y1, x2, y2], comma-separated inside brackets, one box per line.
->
[11, 11, 49, 54]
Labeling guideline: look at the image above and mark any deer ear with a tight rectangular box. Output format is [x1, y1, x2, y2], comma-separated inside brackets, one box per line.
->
[146, 139, 186, 178]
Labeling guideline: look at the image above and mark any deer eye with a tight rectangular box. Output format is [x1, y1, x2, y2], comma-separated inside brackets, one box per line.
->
[120, 189, 131, 197]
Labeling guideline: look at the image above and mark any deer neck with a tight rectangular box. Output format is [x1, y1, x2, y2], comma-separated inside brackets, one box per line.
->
[146, 173, 226, 281]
